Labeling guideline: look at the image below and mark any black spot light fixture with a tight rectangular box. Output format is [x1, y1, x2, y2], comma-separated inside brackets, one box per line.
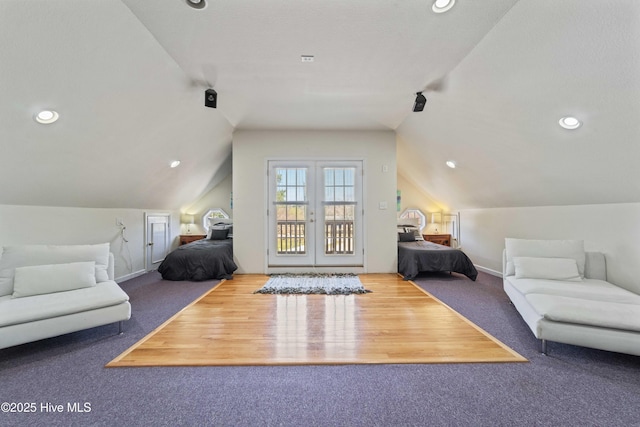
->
[205, 89, 217, 108]
[413, 92, 427, 112]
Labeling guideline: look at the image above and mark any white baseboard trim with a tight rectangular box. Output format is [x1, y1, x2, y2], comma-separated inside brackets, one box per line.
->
[475, 265, 503, 278]
[116, 269, 147, 283]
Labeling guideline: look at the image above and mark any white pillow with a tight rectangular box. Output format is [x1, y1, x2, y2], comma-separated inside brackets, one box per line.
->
[12, 261, 97, 298]
[505, 238, 585, 277]
[513, 257, 582, 282]
[0, 243, 110, 297]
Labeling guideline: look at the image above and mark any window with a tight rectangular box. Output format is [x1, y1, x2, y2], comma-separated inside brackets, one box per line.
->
[202, 208, 229, 229]
[399, 209, 426, 232]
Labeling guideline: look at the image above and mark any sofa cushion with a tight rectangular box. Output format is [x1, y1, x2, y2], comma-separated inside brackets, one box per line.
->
[0, 243, 110, 297]
[505, 276, 640, 304]
[0, 281, 129, 328]
[513, 257, 581, 281]
[12, 261, 96, 298]
[505, 238, 585, 277]
[526, 293, 640, 332]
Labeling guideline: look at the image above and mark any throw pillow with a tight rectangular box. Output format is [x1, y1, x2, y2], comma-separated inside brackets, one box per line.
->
[399, 232, 415, 242]
[505, 238, 585, 277]
[0, 243, 110, 297]
[12, 261, 97, 298]
[513, 257, 582, 281]
[210, 229, 229, 240]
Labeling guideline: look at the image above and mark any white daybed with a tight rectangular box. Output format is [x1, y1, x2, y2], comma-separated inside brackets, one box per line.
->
[503, 238, 640, 356]
[0, 243, 131, 350]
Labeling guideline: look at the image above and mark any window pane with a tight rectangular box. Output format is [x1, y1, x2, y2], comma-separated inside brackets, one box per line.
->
[325, 187, 334, 202]
[344, 168, 354, 185]
[325, 168, 334, 186]
[345, 186, 354, 202]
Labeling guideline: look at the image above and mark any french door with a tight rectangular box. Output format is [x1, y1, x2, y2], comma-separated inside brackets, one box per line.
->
[268, 160, 363, 267]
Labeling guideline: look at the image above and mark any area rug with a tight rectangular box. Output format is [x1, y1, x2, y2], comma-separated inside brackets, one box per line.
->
[107, 274, 526, 367]
[254, 273, 371, 295]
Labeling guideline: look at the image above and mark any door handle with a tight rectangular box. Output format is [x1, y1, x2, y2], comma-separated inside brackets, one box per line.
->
[148, 242, 154, 246]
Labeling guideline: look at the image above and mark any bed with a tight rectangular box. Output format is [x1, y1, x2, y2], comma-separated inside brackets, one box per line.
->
[158, 224, 237, 281]
[397, 239, 478, 281]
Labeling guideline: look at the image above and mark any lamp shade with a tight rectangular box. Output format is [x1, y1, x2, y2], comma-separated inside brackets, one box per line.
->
[180, 214, 195, 225]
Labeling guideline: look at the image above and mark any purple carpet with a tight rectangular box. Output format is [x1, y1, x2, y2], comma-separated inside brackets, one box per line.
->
[1, 270, 639, 426]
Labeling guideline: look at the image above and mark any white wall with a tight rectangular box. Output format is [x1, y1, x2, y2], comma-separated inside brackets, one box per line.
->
[181, 173, 233, 235]
[397, 173, 446, 234]
[0, 204, 179, 281]
[232, 130, 397, 274]
[460, 203, 640, 293]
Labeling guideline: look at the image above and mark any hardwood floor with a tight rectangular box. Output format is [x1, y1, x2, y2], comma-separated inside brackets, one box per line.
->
[107, 274, 526, 367]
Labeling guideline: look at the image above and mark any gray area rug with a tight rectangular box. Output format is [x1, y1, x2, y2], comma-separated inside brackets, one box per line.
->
[254, 273, 371, 295]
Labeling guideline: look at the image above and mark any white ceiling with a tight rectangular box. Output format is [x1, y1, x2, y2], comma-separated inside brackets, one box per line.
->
[0, 0, 638, 210]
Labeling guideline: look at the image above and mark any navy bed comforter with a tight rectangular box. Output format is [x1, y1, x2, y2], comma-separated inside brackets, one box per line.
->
[398, 241, 477, 281]
[158, 238, 237, 281]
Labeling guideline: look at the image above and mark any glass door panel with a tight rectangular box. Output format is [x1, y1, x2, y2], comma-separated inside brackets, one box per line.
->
[269, 162, 314, 266]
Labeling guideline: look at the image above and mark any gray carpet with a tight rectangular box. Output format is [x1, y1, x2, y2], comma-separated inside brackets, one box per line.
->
[1, 270, 639, 426]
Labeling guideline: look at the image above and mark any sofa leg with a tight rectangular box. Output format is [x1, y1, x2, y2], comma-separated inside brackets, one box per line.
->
[540, 339, 547, 355]
[118, 321, 124, 335]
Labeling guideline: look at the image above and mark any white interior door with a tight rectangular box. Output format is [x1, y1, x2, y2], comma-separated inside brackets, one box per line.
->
[145, 213, 170, 270]
[268, 160, 363, 268]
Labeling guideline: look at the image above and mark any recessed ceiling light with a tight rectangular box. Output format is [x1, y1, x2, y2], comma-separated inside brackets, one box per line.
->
[432, 0, 455, 13]
[559, 116, 581, 130]
[170, 160, 181, 168]
[185, 0, 206, 10]
[34, 110, 59, 124]
[446, 160, 457, 169]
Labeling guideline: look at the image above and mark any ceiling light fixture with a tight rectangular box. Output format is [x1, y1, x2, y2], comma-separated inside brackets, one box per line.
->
[170, 160, 181, 168]
[185, 0, 206, 10]
[35, 110, 59, 124]
[559, 116, 581, 130]
[432, 0, 455, 14]
[446, 160, 457, 169]
[413, 92, 427, 112]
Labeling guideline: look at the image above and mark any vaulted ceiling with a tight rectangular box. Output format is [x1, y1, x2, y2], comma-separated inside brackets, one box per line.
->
[1, 0, 637, 210]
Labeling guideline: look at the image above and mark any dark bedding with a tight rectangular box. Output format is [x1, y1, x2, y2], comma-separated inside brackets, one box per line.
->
[158, 238, 237, 281]
[398, 241, 477, 281]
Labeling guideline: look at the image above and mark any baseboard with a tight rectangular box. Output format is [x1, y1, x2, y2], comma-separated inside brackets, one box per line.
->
[116, 269, 147, 283]
[475, 265, 503, 278]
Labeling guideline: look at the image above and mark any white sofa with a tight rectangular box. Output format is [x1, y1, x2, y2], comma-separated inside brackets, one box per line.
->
[0, 243, 131, 350]
[503, 238, 640, 356]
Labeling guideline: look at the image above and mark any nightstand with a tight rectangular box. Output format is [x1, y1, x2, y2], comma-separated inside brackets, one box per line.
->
[179, 234, 207, 245]
[422, 234, 451, 247]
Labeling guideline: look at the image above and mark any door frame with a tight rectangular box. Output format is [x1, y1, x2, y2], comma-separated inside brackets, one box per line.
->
[265, 158, 366, 275]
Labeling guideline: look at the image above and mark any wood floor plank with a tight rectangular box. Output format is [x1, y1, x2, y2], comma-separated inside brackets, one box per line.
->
[107, 274, 526, 367]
